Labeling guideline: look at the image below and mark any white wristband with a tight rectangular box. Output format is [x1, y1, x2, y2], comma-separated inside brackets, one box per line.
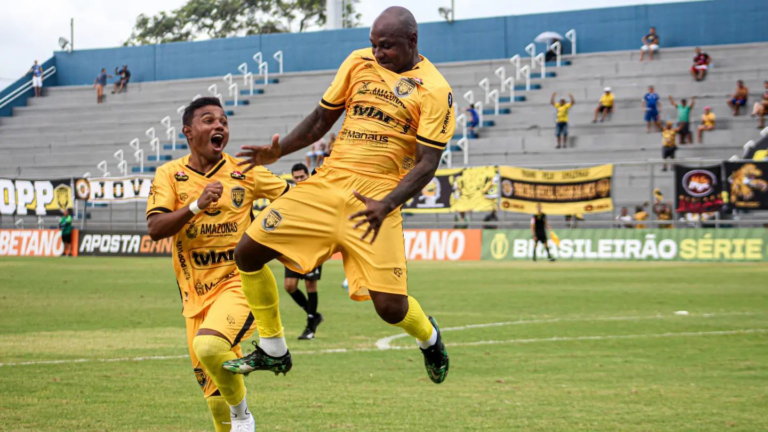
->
[189, 200, 202, 215]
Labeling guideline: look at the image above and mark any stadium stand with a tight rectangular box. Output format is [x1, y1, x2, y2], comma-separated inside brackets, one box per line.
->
[1, 41, 766, 229]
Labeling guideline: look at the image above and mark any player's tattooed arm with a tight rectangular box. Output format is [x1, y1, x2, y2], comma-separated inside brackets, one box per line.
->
[147, 181, 223, 240]
[350, 145, 442, 243]
[237, 106, 343, 172]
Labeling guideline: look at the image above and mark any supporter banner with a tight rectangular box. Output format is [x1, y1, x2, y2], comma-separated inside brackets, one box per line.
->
[483, 229, 768, 262]
[78, 231, 173, 256]
[0, 229, 78, 257]
[674, 165, 723, 213]
[724, 162, 768, 210]
[498, 165, 613, 215]
[77, 175, 154, 203]
[0, 178, 74, 215]
[402, 166, 498, 214]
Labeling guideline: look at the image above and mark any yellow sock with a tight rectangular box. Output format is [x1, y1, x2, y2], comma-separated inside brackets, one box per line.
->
[193, 336, 246, 405]
[239, 265, 284, 338]
[206, 395, 232, 432]
[393, 296, 434, 342]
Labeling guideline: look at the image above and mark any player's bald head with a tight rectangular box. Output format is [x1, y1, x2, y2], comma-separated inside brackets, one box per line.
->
[370, 7, 420, 73]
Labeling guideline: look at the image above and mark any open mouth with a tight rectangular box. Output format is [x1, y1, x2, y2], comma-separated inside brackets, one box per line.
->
[210, 133, 225, 151]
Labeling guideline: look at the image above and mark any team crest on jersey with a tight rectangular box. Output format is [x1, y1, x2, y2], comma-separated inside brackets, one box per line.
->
[194, 368, 207, 388]
[185, 222, 198, 239]
[231, 187, 245, 208]
[230, 171, 246, 181]
[394, 78, 416, 97]
[175, 171, 189, 182]
[262, 209, 283, 232]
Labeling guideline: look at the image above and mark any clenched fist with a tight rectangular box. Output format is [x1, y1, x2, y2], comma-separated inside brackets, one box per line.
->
[197, 181, 223, 209]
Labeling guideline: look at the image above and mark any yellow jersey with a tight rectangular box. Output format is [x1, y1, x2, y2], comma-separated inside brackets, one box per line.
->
[599, 93, 614, 107]
[702, 112, 716, 127]
[146, 153, 288, 317]
[319, 48, 456, 181]
[662, 129, 677, 148]
[556, 103, 572, 123]
[634, 211, 649, 229]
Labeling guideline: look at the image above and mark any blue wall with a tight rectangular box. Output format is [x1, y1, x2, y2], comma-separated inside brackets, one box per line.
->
[35, 0, 768, 88]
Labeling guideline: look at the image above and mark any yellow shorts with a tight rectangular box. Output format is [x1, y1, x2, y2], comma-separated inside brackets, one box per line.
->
[185, 288, 256, 398]
[245, 166, 408, 301]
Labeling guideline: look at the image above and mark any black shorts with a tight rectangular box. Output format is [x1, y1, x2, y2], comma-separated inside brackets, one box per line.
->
[662, 146, 676, 159]
[534, 231, 547, 242]
[598, 105, 612, 113]
[678, 121, 690, 136]
[61, 233, 72, 244]
[285, 265, 322, 281]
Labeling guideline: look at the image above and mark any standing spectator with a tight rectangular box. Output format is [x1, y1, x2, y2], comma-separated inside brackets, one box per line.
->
[690, 48, 711, 81]
[482, 210, 499, 229]
[661, 121, 680, 172]
[639, 27, 660, 61]
[26, 60, 44, 97]
[751, 81, 768, 129]
[643, 86, 662, 133]
[697, 106, 716, 143]
[304, 137, 327, 170]
[466, 104, 480, 138]
[93, 68, 112, 104]
[318, 132, 336, 166]
[112, 65, 131, 94]
[726, 80, 749, 116]
[654, 202, 673, 229]
[616, 207, 634, 228]
[531, 204, 555, 262]
[668, 95, 695, 144]
[592, 87, 614, 123]
[551, 92, 574, 149]
[633, 205, 649, 229]
[453, 211, 469, 229]
[59, 208, 73, 257]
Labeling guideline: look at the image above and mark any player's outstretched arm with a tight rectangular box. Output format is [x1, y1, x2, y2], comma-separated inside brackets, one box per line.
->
[237, 105, 343, 172]
[147, 181, 223, 240]
[350, 145, 442, 243]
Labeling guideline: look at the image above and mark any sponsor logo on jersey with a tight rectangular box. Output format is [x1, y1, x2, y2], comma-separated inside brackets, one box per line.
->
[403, 156, 415, 171]
[440, 109, 452, 134]
[349, 104, 411, 134]
[357, 81, 371, 95]
[339, 128, 389, 147]
[262, 209, 282, 232]
[230, 171, 246, 181]
[175, 171, 189, 182]
[204, 202, 221, 216]
[185, 223, 198, 239]
[231, 186, 245, 208]
[199, 222, 238, 237]
[190, 247, 236, 270]
[394, 78, 416, 97]
[369, 87, 406, 109]
[194, 368, 207, 388]
[179, 192, 188, 201]
[176, 240, 191, 280]
[394, 268, 403, 277]
[194, 271, 236, 295]
[448, 92, 453, 108]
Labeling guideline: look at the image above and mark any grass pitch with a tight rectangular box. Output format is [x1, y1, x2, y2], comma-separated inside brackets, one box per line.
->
[0, 258, 766, 431]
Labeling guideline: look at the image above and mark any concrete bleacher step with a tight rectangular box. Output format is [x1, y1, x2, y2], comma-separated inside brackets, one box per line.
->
[481, 108, 511, 115]
[148, 155, 172, 162]
[131, 166, 157, 173]
[254, 78, 280, 85]
[225, 100, 249, 106]
[514, 84, 541, 91]
[239, 89, 265, 95]
[498, 96, 526, 103]
[164, 143, 189, 150]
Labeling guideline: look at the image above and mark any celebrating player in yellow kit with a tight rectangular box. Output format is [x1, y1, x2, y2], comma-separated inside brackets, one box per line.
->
[223, 7, 454, 384]
[146, 97, 288, 432]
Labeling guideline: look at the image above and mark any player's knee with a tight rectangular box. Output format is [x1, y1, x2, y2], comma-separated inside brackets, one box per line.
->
[234, 238, 266, 271]
[192, 335, 230, 362]
[372, 296, 408, 324]
[284, 279, 298, 293]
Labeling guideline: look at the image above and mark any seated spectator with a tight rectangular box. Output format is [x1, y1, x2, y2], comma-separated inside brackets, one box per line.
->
[633, 205, 649, 228]
[639, 27, 660, 61]
[592, 87, 614, 123]
[482, 210, 499, 229]
[668, 95, 695, 144]
[727, 80, 749, 116]
[616, 207, 633, 228]
[466, 104, 480, 138]
[697, 106, 716, 143]
[643, 86, 662, 133]
[690, 48, 711, 81]
[751, 81, 768, 129]
[551, 92, 575, 149]
[454, 211, 469, 229]
[112, 65, 130, 94]
[93, 68, 112, 104]
[304, 137, 326, 170]
[653, 202, 673, 229]
[661, 121, 680, 172]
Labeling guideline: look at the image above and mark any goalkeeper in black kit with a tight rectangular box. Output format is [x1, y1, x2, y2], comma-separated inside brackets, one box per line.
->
[531, 203, 555, 262]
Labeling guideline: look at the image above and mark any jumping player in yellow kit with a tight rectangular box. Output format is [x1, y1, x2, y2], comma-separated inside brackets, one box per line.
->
[146, 97, 289, 432]
[223, 7, 454, 385]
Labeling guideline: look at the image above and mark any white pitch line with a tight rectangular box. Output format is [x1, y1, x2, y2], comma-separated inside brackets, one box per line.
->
[375, 312, 756, 349]
[1, 328, 764, 368]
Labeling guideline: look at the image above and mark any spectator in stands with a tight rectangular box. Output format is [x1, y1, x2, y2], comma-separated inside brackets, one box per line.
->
[304, 137, 327, 170]
[661, 121, 680, 172]
[319, 132, 336, 165]
[454, 211, 469, 229]
[616, 207, 633, 228]
[690, 48, 711, 81]
[592, 87, 614, 123]
[639, 27, 660, 61]
[643, 86, 662, 133]
[112, 65, 131, 94]
[751, 81, 768, 129]
[697, 106, 716, 143]
[26, 60, 44, 97]
[466, 104, 480, 138]
[654, 202, 673, 229]
[93, 68, 112, 104]
[668, 95, 695, 144]
[482, 210, 499, 229]
[633, 204, 649, 228]
[59, 208, 73, 257]
[727, 80, 749, 116]
[551, 92, 574, 149]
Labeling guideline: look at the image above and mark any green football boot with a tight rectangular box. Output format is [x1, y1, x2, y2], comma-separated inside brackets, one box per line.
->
[420, 316, 449, 384]
[223, 341, 292, 376]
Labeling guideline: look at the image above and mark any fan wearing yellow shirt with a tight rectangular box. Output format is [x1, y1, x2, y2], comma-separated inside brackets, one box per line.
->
[223, 7, 452, 387]
[146, 97, 289, 432]
[592, 87, 614, 123]
[661, 121, 681, 172]
[551, 91, 575, 149]
[697, 106, 716, 144]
